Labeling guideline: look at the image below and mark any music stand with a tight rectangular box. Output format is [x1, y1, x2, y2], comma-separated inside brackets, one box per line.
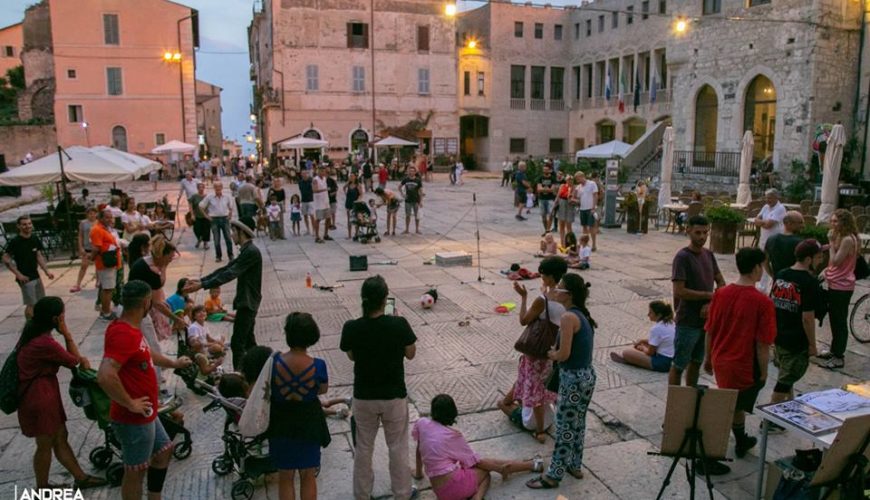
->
[649, 385, 737, 500]
[461, 193, 495, 286]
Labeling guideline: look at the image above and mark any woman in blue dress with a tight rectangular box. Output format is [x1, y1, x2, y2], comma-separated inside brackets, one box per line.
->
[269, 312, 331, 500]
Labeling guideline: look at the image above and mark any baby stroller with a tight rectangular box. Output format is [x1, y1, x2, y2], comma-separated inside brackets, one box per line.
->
[200, 381, 275, 500]
[69, 368, 193, 486]
[173, 326, 218, 396]
[351, 200, 380, 244]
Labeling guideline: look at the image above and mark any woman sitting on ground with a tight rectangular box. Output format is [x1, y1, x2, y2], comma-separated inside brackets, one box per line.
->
[609, 300, 675, 372]
[414, 394, 543, 500]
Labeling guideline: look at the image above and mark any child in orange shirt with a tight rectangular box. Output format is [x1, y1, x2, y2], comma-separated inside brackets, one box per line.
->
[205, 287, 236, 322]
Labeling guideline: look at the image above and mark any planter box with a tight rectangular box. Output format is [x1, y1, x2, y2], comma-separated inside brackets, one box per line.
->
[710, 221, 739, 254]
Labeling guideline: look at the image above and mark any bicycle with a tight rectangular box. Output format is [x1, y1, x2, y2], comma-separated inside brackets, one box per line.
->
[848, 292, 870, 343]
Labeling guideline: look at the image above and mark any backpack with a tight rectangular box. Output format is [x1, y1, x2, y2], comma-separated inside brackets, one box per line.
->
[0, 348, 20, 414]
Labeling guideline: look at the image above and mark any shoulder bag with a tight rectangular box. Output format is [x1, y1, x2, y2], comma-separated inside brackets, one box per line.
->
[514, 297, 560, 359]
[238, 352, 276, 437]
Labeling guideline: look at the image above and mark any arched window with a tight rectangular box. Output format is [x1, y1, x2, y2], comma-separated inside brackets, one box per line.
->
[622, 117, 646, 144]
[693, 85, 718, 155]
[743, 75, 776, 160]
[350, 129, 369, 154]
[112, 126, 128, 152]
[303, 129, 321, 140]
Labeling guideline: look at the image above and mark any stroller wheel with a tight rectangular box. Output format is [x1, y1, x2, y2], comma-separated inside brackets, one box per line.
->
[106, 462, 124, 487]
[231, 479, 255, 500]
[89, 447, 113, 469]
[374, 237, 381, 243]
[173, 440, 192, 460]
[212, 455, 233, 476]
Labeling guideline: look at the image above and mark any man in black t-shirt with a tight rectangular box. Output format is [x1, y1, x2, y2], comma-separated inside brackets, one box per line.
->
[399, 166, 424, 234]
[768, 239, 822, 407]
[764, 211, 804, 279]
[362, 160, 373, 191]
[326, 168, 339, 231]
[536, 163, 557, 235]
[298, 169, 314, 236]
[2, 215, 53, 319]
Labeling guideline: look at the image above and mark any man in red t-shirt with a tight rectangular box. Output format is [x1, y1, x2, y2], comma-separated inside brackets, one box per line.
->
[97, 280, 191, 500]
[704, 247, 776, 459]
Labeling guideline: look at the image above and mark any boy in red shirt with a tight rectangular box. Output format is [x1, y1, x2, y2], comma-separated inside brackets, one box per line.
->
[704, 247, 776, 458]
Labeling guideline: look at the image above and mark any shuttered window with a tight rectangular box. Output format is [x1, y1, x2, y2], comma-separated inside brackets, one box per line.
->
[417, 25, 429, 51]
[347, 23, 368, 48]
[103, 14, 119, 45]
[107, 67, 123, 95]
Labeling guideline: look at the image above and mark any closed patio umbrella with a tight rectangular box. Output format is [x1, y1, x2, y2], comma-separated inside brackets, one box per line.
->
[817, 124, 846, 223]
[736, 130, 754, 206]
[151, 140, 197, 154]
[657, 126, 675, 211]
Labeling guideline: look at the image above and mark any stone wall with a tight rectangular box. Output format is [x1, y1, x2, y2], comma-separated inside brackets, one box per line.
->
[0, 124, 56, 166]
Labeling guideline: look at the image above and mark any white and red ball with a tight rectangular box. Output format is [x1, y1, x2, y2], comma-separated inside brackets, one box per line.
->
[420, 293, 435, 309]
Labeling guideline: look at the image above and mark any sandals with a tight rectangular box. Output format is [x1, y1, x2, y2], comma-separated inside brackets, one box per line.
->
[526, 475, 558, 489]
[74, 475, 107, 490]
[609, 352, 626, 364]
[566, 467, 584, 479]
[69, 286, 82, 293]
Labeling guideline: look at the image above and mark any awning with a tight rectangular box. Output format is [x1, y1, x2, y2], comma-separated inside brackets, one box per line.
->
[278, 136, 329, 149]
[0, 146, 160, 186]
[575, 140, 632, 160]
[373, 135, 418, 147]
[151, 140, 197, 154]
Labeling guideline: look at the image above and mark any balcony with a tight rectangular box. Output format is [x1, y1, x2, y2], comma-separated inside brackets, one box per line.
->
[574, 89, 672, 112]
[673, 150, 741, 178]
[510, 98, 525, 110]
[530, 98, 545, 110]
[261, 86, 281, 107]
[549, 99, 565, 111]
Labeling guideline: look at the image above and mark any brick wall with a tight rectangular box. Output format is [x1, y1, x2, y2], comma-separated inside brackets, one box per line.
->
[0, 124, 57, 166]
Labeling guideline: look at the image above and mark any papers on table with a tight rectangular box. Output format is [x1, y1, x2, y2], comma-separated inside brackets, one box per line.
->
[758, 400, 842, 435]
[797, 389, 870, 415]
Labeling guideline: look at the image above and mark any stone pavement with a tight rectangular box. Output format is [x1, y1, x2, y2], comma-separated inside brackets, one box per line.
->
[0, 173, 867, 499]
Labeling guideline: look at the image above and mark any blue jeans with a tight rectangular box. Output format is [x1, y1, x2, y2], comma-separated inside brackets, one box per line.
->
[210, 216, 233, 260]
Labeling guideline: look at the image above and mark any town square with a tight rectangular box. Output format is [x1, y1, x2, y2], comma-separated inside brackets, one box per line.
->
[0, 0, 869, 499]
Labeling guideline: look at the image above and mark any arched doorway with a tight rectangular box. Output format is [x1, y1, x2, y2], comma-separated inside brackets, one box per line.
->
[622, 117, 647, 144]
[112, 126, 128, 152]
[693, 85, 718, 154]
[460, 114, 489, 169]
[350, 129, 369, 157]
[303, 129, 322, 140]
[743, 75, 776, 161]
[596, 119, 616, 144]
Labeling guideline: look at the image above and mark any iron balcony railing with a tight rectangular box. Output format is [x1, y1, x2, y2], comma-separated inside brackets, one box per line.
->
[510, 98, 525, 110]
[530, 98, 546, 110]
[673, 150, 741, 177]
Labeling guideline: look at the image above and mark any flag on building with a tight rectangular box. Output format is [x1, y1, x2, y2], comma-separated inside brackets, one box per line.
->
[650, 75, 657, 103]
[605, 68, 612, 101]
[618, 70, 626, 113]
[633, 66, 641, 112]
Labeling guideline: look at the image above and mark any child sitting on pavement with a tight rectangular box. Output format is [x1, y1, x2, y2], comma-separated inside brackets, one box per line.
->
[609, 300, 675, 372]
[205, 287, 236, 322]
[568, 234, 592, 269]
[536, 233, 558, 257]
[166, 278, 194, 320]
[187, 305, 226, 378]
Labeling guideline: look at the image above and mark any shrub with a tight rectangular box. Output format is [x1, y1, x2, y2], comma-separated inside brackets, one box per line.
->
[705, 205, 745, 224]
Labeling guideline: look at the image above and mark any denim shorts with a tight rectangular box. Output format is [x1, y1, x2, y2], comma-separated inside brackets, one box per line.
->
[539, 198, 553, 216]
[673, 325, 706, 370]
[650, 353, 673, 373]
[113, 418, 173, 470]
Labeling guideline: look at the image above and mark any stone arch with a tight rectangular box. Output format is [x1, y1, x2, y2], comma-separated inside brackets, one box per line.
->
[112, 125, 128, 152]
[596, 118, 616, 144]
[302, 127, 324, 140]
[348, 127, 370, 155]
[736, 68, 780, 164]
[685, 77, 725, 153]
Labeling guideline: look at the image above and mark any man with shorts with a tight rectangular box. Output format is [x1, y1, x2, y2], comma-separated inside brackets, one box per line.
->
[536, 163, 557, 235]
[327, 167, 339, 230]
[705, 248, 776, 459]
[400, 166, 424, 234]
[574, 172, 599, 251]
[312, 166, 331, 243]
[97, 280, 192, 500]
[298, 169, 315, 235]
[2, 215, 53, 319]
[91, 209, 123, 320]
[514, 161, 530, 221]
[766, 240, 822, 417]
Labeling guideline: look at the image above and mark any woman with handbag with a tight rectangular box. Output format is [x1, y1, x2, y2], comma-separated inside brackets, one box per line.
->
[499, 257, 567, 444]
[527, 273, 597, 490]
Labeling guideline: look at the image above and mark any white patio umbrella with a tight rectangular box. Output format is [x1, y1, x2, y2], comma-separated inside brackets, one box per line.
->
[736, 130, 755, 206]
[277, 136, 329, 149]
[151, 140, 197, 154]
[373, 135, 418, 147]
[89, 146, 161, 178]
[0, 146, 159, 186]
[575, 140, 632, 159]
[657, 126, 675, 211]
[817, 124, 846, 223]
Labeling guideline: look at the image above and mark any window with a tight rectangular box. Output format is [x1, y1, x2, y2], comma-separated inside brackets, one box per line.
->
[3, 46, 12, 57]
[306, 65, 318, 91]
[642, 1, 650, 19]
[417, 25, 430, 51]
[155, 133, 166, 146]
[574, 23, 580, 39]
[534, 23, 543, 39]
[418, 68, 430, 95]
[550, 67, 564, 100]
[586, 19, 592, 36]
[510, 65, 525, 99]
[703, 0, 721, 15]
[477, 71, 485, 96]
[659, 0, 667, 13]
[612, 12, 618, 28]
[463, 71, 471, 96]
[530, 66, 545, 100]
[748, 0, 770, 5]
[598, 15, 605, 33]
[347, 22, 369, 48]
[67, 69, 77, 79]
[352, 66, 365, 92]
[509, 138, 526, 153]
[103, 14, 119, 45]
[627, 6, 634, 23]
[106, 67, 123, 96]
[68, 105, 83, 123]
[514, 22, 523, 37]
[554, 24, 562, 40]
[549, 138, 564, 154]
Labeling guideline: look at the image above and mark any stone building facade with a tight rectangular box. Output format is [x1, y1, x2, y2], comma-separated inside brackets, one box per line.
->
[195, 79, 223, 159]
[0, 23, 23, 79]
[249, 0, 459, 162]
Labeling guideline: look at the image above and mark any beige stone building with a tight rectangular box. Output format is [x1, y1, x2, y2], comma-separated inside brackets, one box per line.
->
[196, 79, 223, 159]
[0, 23, 23, 79]
[249, 0, 459, 162]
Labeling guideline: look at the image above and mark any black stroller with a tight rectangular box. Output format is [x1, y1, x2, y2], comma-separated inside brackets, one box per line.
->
[173, 326, 219, 396]
[69, 368, 193, 486]
[351, 200, 380, 244]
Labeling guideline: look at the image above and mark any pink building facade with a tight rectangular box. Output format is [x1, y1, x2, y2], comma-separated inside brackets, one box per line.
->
[0, 23, 23, 79]
[49, 0, 198, 154]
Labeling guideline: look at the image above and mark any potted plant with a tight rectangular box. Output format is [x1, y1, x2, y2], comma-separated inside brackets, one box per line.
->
[623, 192, 640, 233]
[39, 183, 56, 211]
[706, 205, 745, 254]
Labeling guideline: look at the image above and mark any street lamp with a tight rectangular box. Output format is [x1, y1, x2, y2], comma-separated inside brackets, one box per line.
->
[673, 17, 689, 35]
[81, 121, 90, 147]
[250, 113, 257, 121]
[444, 3, 457, 17]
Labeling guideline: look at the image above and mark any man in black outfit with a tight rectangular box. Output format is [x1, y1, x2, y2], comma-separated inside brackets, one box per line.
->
[185, 220, 262, 368]
[2, 215, 54, 319]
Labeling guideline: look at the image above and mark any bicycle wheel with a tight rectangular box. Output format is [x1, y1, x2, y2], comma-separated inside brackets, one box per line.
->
[849, 293, 870, 343]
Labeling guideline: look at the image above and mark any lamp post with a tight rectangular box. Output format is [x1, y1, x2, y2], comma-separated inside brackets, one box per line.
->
[81, 122, 90, 147]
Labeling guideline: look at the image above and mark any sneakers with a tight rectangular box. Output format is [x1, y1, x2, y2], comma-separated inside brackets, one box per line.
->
[819, 356, 844, 369]
[815, 351, 834, 360]
[99, 312, 118, 321]
[734, 433, 758, 458]
[695, 459, 731, 476]
[516, 215, 527, 221]
[323, 235, 333, 241]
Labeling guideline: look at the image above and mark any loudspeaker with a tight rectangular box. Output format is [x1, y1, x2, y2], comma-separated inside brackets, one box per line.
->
[0, 154, 21, 197]
[349, 255, 368, 271]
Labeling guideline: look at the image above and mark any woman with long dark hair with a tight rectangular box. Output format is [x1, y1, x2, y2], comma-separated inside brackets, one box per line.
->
[17, 297, 106, 489]
[527, 273, 597, 490]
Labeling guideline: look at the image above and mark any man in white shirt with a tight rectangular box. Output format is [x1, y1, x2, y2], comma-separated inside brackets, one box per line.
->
[754, 188, 787, 291]
[312, 166, 331, 243]
[574, 171, 600, 251]
[179, 171, 199, 201]
[199, 182, 235, 262]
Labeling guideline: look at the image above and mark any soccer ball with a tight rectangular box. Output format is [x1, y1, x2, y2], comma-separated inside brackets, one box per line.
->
[420, 293, 435, 309]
